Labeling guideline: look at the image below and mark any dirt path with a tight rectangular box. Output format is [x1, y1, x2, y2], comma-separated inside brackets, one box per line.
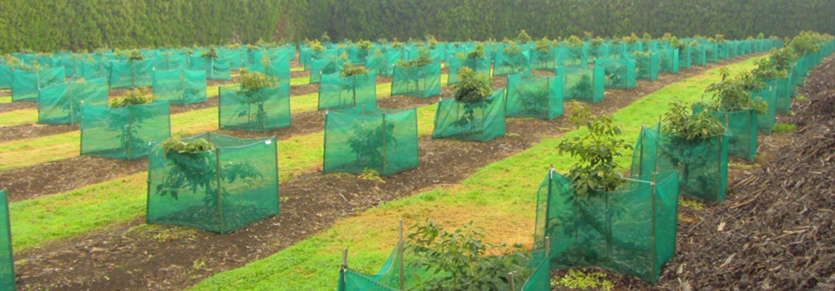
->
[12, 56, 764, 290]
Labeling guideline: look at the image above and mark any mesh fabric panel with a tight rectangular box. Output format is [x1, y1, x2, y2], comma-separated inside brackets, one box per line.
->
[391, 63, 441, 98]
[774, 75, 792, 114]
[631, 124, 730, 202]
[598, 59, 637, 89]
[218, 84, 291, 132]
[146, 133, 279, 234]
[506, 74, 564, 120]
[110, 60, 155, 89]
[494, 51, 530, 77]
[561, 46, 588, 66]
[318, 73, 378, 110]
[79, 60, 111, 80]
[323, 107, 419, 176]
[154, 54, 188, 71]
[557, 65, 605, 104]
[432, 89, 506, 141]
[655, 49, 680, 74]
[633, 52, 659, 81]
[695, 106, 758, 162]
[0, 191, 14, 291]
[447, 56, 491, 85]
[37, 78, 108, 124]
[530, 48, 558, 70]
[309, 57, 345, 84]
[586, 44, 609, 61]
[678, 47, 692, 69]
[80, 101, 171, 160]
[188, 58, 232, 81]
[0, 65, 12, 89]
[690, 46, 707, 66]
[249, 57, 291, 96]
[535, 170, 680, 284]
[751, 83, 777, 135]
[365, 51, 394, 77]
[153, 69, 207, 105]
[12, 67, 66, 102]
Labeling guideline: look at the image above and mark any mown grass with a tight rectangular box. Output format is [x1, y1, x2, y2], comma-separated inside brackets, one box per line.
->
[7, 79, 446, 251]
[0, 76, 441, 170]
[185, 57, 765, 291]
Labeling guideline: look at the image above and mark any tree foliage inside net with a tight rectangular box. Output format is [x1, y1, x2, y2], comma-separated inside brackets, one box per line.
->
[557, 66, 605, 104]
[597, 58, 637, 89]
[694, 105, 758, 162]
[506, 74, 564, 120]
[447, 56, 491, 85]
[81, 101, 171, 160]
[219, 84, 291, 132]
[37, 78, 108, 124]
[432, 89, 506, 141]
[391, 63, 441, 98]
[110, 59, 154, 89]
[319, 72, 377, 110]
[324, 107, 418, 176]
[153, 69, 207, 105]
[147, 133, 279, 234]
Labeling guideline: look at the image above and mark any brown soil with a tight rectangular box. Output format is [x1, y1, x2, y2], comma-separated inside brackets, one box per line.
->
[0, 123, 79, 143]
[11, 55, 763, 290]
[0, 100, 36, 113]
[290, 70, 309, 78]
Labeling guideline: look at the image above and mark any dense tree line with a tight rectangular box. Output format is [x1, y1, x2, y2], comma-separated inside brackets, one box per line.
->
[1, 0, 833, 53]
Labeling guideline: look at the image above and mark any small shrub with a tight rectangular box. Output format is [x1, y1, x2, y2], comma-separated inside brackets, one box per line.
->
[661, 101, 725, 141]
[358, 168, 384, 182]
[679, 199, 706, 210]
[551, 269, 614, 291]
[534, 37, 552, 53]
[796, 95, 809, 102]
[340, 63, 369, 78]
[451, 67, 491, 103]
[109, 89, 155, 108]
[320, 31, 331, 43]
[697, 69, 768, 114]
[773, 123, 797, 133]
[516, 29, 533, 43]
[396, 47, 432, 68]
[200, 47, 220, 60]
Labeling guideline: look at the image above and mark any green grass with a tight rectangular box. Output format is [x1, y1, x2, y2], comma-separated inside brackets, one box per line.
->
[185, 56, 766, 291]
[0, 75, 443, 170]
[7, 91, 445, 251]
[773, 123, 797, 133]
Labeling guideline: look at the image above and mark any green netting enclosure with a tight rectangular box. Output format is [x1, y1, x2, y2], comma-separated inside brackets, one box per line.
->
[188, 58, 232, 81]
[80, 102, 171, 160]
[695, 106, 758, 162]
[557, 66, 605, 104]
[655, 49, 680, 74]
[493, 50, 530, 77]
[309, 57, 345, 84]
[631, 124, 730, 202]
[751, 83, 777, 135]
[678, 47, 692, 69]
[506, 74, 564, 120]
[152, 69, 207, 105]
[324, 107, 419, 176]
[530, 48, 558, 70]
[597, 59, 637, 89]
[218, 84, 291, 132]
[12, 67, 66, 102]
[432, 89, 506, 141]
[632, 52, 659, 81]
[247, 57, 291, 96]
[774, 75, 792, 115]
[37, 78, 108, 124]
[0, 191, 14, 291]
[534, 169, 680, 284]
[391, 63, 441, 98]
[337, 242, 550, 291]
[365, 51, 395, 77]
[690, 46, 707, 66]
[447, 56, 491, 85]
[146, 133, 279, 234]
[79, 60, 111, 80]
[319, 73, 377, 110]
[154, 54, 187, 71]
[0, 65, 13, 89]
[110, 60, 154, 89]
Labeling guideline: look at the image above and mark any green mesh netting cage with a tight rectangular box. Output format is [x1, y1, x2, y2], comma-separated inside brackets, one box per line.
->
[655, 49, 680, 74]
[152, 69, 207, 105]
[110, 59, 155, 89]
[587, 44, 610, 61]
[79, 60, 111, 80]
[530, 48, 558, 71]
[447, 56, 491, 85]
[597, 59, 637, 89]
[631, 124, 730, 203]
[218, 84, 291, 132]
[717, 43, 731, 60]
[247, 57, 291, 96]
[694, 106, 758, 162]
[494, 50, 530, 77]
[632, 51, 659, 81]
[0, 190, 14, 291]
[336, 242, 550, 291]
[774, 75, 792, 115]
[37, 78, 108, 124]
[309, 57, 346, 84]
[154, 54, 188, 71]
[12, 67, 66, 102]
[690, 45, 707, 67]
[391, 63, 441, 98]
[365, 51, 395, 77]
[557, 65, 605, 104]
[704, 43, 719, 63]
[324, 107, 419, 176]
[80, 101, 171, 160]
[678, 47, 692, 69]
[533, 169, 680, 285]
[609, 43, 627, 59]
[506, 74, 564, 120]
[752, 83, 777, 135]
[319, 73, 377, 111]
[0, 65, 12, 89]
[560, 46, 588, 67]
[146, 133, 279, 234]
[432, 89, 506, 142]
[188, 57, 232, 81]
